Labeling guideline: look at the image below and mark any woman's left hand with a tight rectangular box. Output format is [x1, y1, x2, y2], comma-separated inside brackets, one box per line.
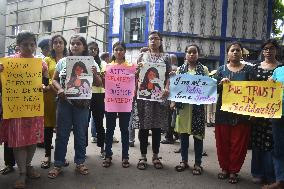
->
[162, 89, 170, 99]
[42, 84, 48, 93]
[92, 66, 98, 75]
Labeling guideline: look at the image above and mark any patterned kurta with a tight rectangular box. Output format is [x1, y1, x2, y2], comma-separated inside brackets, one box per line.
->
[251, 62, 281, 151]
[136, 52, 171, 130]
[0, 53, 48, 148]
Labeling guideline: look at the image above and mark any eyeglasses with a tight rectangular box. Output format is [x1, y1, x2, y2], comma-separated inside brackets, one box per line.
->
[148, 37, 160, 41]
[263, 47, 276, 51]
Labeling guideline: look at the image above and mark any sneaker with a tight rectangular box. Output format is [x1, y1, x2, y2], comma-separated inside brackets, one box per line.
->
[161, 139, 174, 144]
[113, 137, 119, 143]
[91, 137, 97, 143]
[0, 165, 14, 175]
[129, 142, 134, 147]
[252, 177, 262, 184]
[174, 148, 181, 153]
[100, 151, 106, 159]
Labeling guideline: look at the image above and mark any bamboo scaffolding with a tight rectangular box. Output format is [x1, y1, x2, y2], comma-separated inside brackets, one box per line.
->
[4, 0, 109, 53]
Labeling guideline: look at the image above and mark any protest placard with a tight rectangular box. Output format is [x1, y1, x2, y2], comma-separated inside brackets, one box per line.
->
[65, 56, 94, 99]
[169, 74, 217, 104]
[221, 81, 283, 118]
[137, 62, 166, 102]
[0, 58, 43, 119]
[105, 64, 136, 112]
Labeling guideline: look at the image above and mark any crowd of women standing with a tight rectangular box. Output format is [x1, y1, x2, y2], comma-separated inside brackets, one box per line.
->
[0, 30, 283, 189]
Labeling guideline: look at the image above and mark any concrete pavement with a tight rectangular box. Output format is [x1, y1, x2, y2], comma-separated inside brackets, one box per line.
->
[0, 126, 260, 189]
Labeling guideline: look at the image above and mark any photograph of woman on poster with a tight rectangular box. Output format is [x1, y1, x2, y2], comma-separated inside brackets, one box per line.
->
[139, 67, 162, 99]
[66, 61, 91, 97]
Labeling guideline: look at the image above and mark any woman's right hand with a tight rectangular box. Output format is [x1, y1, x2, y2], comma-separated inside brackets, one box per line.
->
[169, 70, 176, 77]
[57, 88, 66, 100]
[219, 78, 230, 85]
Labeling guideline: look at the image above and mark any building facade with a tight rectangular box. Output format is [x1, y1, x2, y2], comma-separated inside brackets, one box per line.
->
[108, 0, 272, 69]
[4, 0, 108, 56]
[0, 0, 7, 57]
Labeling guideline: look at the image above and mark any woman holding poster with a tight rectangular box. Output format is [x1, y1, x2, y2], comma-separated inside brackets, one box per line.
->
[174, 44, 209, 175]
[262, 40, 284, 189]
[251, 39, 281, 185]
[103, 42, 134, 168]
[214, 42, 255, 184]
[41, 34, 68, 169]
[136, 31, 171, 170]
[48, 35, 101, 178]
[0, 31, 49, 189]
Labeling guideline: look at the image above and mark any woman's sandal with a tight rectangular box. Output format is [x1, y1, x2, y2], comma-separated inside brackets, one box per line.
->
[48, 167, 62, 179]
[175, 161, 189, 172]
[152, 157, 163, 169]
[14, 179, 25, 189]
[228, 173, 239, 184]
[102, 157, 112, 168]
[26, 166, 40, 179]
[137, 158, 147, 170]
[122, 159, 130, 168]
[41, 161, 51, 169]
[218, 171, 229, 180]
[75, 164, 89, 175]
[192, 164, 203, 175]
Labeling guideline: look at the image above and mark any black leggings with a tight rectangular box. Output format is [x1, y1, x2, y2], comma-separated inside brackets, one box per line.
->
[4, 143, 15, 166]
[44, 127, 54, 157]
[91, 93, 105, 148]
[139, 128, 161, 155]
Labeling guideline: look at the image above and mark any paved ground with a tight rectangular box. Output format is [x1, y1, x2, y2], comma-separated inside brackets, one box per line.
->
[0, 126, 261, 189]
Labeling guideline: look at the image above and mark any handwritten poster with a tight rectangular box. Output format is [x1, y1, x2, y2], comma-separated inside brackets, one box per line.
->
[221, 81, 283, 118]
[105, 64, 136, 112]
[137, 62, 166, 102]
[169, 74, 217, 104]
[65, 56, 94, 99]
[0, 58, 43, 119]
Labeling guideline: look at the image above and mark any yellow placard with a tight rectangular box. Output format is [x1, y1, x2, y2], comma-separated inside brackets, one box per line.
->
[0, 58, 44, 119]
[221, 81, 283, 118]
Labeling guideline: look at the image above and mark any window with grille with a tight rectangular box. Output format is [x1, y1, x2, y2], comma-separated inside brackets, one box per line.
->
[42, 20, 52, 34]
[78, 17, 88, 33]
[123, 6, 146, 44]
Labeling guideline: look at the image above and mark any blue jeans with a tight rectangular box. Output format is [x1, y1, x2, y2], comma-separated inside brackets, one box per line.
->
[91, 116, 96, 138]
[271, 116, 284, 182]
[105, 112, 131, 159]
[251, 148, 275, 182]
[180, 133, 203, 166]
[54, 100, 89, 167]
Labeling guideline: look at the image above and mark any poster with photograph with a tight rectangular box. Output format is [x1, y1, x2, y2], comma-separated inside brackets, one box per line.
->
[65, 56, 94, 99]
[137, 62, 166, 102]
